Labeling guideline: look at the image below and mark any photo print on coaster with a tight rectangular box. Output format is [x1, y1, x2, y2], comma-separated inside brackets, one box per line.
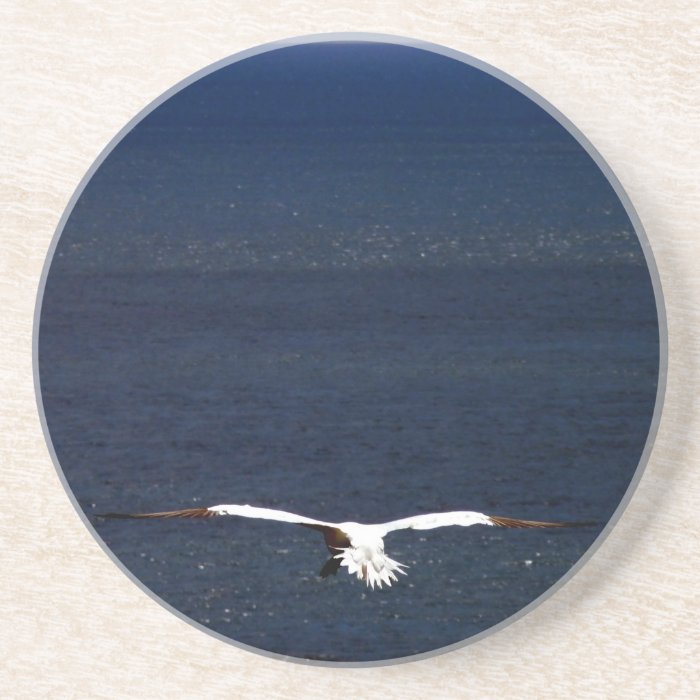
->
[35, 34, 664, 664]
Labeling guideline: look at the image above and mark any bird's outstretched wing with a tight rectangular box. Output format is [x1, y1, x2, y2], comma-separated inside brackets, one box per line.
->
[100, 503, 356, 580]
[100, 503, 339, 532]
[378, 511, 574, 535]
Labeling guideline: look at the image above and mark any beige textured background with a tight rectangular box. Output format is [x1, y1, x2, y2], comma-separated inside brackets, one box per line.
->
[3, 2, 698, 697]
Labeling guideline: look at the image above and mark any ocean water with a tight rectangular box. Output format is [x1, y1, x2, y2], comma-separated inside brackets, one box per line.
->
[39, 113, 659, 661]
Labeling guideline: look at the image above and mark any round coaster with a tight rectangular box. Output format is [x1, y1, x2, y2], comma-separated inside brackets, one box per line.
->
[36, 35, 663, 664]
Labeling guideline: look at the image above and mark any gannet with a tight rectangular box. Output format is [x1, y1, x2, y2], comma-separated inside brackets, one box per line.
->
[102, 504, 576, 589]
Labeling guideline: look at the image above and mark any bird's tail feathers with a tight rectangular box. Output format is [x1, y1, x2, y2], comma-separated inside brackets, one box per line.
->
[334, 547, 408, 589]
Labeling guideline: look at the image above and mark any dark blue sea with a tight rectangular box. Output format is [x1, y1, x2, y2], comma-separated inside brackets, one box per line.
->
[38, 44, 659, 663]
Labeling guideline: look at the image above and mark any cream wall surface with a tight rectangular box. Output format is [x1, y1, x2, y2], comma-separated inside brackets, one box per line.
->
[2, 2, 698, 698]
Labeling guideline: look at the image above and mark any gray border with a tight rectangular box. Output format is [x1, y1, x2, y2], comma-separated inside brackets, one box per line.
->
[33, 31, 668, 668]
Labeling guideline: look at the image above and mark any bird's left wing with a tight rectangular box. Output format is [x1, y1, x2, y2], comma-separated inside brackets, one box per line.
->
[100, 503, 338, 531]
[378, 511, 572, 535]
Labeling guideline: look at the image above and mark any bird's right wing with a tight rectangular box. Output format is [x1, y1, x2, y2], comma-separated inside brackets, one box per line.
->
[378, 510, 572, 535]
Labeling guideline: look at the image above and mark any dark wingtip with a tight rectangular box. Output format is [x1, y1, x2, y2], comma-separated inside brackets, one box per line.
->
[489, 515, 600, 529]
[96, 508, 217, 520]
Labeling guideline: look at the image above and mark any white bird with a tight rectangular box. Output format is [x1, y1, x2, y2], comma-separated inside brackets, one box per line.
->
[102, 503, 578, 589]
